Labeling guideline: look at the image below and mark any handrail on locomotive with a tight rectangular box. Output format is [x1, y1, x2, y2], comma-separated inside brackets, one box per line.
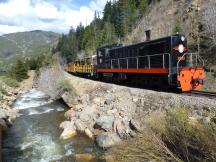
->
[177, 53, 205, 76]
[110, 52, 205, 76]
[110, 53, 170, 69]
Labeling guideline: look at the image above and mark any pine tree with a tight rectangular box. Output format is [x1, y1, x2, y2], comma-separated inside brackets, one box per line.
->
[101, 21, 117, 45]
[8, 60, 29, 82]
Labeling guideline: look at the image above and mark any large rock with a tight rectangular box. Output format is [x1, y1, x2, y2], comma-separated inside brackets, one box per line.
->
[95, 115, 114, 132]
[96, 132, 121, 148]
[65, 109, 76, 120]
[60, 129, 77, 140]
[77, 106, 97, 122]
[113, 118, 131, 139]
[74, 119, 86, 132]
[78, 94, 90, 105]
[61, 92, 77, 108]
[104, 94, 114, 105]
[129, 119, 141, 132]
[75, 153, 94, 161]
[84, 128, 94, 139]
[60, 121, 77, 140]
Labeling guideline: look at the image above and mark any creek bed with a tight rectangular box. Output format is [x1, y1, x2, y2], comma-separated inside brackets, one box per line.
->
[2, 89, 102, 162]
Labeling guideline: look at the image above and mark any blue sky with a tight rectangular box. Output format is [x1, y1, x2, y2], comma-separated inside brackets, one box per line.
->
[0, 0, 106, 35]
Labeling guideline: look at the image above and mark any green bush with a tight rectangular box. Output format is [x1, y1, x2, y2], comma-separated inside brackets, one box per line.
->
[0, 84, 8, 95]
[173, 18, 182, 34]
[59, 79, 76, 97]
[0, 76, 19, 88]
[7, 60, 29, 82]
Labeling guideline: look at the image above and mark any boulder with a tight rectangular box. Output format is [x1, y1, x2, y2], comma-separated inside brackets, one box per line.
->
[79, 113, 91, 122]
[74, 119, 86, 132]
[65, 109, 76, 120]
[60, 129, 77, 140]
[77, 106, 97, 122]
[113, 118, 131, 139]
[129, 119, 141, 132]
[84, 128, 94, 139]
[75, 153, 94, 161]
[61, 92, 77, 108]
[79, 94, 90, 105]
[95, 115, 114, 132]
[60, 121, 77, 140]
[96, 132, 121, 149]
[104, 94, 114, 105]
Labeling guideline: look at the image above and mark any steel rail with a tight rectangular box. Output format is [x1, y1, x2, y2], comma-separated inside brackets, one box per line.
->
[185, 90, 216, 99]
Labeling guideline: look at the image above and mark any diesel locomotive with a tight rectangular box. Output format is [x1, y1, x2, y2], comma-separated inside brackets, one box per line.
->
[66, 32, 206, 92]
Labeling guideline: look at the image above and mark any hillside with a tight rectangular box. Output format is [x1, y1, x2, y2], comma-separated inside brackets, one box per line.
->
[0, 30, 60, 71]
[124, 0, 216, 66]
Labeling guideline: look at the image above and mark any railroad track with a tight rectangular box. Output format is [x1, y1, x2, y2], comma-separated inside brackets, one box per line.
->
[185, 90, 216, 99]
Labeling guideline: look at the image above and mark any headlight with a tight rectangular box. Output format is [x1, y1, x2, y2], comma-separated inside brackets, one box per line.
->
[178, 44, 184, 53]
[181, 36, 185, 42]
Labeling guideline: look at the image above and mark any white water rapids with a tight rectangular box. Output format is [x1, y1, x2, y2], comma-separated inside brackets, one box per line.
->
[3, 89, 100, 162]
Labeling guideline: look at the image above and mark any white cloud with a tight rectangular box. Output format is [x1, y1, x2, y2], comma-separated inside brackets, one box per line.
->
[90, 0, 107, 12]
[0, 0, 107, 35]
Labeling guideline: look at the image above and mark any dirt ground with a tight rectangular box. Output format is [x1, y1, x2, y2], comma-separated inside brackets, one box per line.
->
[18, 70, 35, 92]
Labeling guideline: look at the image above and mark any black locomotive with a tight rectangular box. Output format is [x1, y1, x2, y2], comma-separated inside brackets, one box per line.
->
[66, 32, 205, 92]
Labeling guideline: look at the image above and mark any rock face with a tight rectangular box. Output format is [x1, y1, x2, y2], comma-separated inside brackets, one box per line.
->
[59, 72, 216, 149]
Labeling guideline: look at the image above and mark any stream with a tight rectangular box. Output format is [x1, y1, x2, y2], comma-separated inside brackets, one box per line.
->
[2, 89, 102, 162]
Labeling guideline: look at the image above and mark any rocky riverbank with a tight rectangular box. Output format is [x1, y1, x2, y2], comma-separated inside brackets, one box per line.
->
[0, 71, 35, 130]
[60, 72, 216, 148]
[35, 66, 216, 149]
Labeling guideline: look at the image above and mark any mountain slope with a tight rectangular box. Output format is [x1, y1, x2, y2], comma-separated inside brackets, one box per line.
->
[0, 30, 60, 70]
[124, 0, 215, 65]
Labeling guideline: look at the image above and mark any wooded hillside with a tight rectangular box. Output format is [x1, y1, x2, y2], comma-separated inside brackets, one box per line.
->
[56, 0, 152, 62]
[56, 0, 216, 66]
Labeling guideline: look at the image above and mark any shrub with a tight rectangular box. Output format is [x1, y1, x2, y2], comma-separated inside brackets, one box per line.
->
[110, 129, 182, 162]
[110, 108, 216, 162]
[164, 108, 216, 162]
[59, 79, 76, 97]
[0, 84, 8, 95]
[0, 76, 19, 88]
[7, 60, 29, 82]
[173, 18, 182, 34]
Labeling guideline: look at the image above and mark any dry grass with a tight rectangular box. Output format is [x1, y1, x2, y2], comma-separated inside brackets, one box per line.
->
[110, 129, 182, 162]
[109, 108, 216, 162]
[202, 72, 216, 92]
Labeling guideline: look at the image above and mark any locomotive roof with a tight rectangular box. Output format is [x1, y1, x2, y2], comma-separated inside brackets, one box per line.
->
[99, 34, 183, 51]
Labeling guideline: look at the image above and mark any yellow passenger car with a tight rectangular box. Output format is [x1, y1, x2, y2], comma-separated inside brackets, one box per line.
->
[66, 57, 95, 75]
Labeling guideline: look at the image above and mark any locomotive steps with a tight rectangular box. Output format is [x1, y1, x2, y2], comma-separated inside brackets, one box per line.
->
[35, 66, 216, 149]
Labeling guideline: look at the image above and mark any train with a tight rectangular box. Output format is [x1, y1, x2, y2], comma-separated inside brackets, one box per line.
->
[65, 32, 206, 92]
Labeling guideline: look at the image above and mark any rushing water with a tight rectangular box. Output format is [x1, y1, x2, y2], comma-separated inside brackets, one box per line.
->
[3, 89, 101, 162]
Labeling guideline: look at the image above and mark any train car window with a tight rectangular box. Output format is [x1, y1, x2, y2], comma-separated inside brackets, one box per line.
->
[98, 50, 102, 57]
[100, 58, 103, 63]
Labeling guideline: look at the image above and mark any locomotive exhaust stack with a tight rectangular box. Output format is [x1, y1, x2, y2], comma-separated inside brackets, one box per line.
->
[145, 30, 151, 41]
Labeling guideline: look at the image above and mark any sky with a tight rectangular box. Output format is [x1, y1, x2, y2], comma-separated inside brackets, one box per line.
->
[0, 0, 107, 35]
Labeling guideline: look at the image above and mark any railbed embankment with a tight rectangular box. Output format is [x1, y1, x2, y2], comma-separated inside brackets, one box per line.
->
[35, 66, 216, 148]
[62, 71, 216, 148]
